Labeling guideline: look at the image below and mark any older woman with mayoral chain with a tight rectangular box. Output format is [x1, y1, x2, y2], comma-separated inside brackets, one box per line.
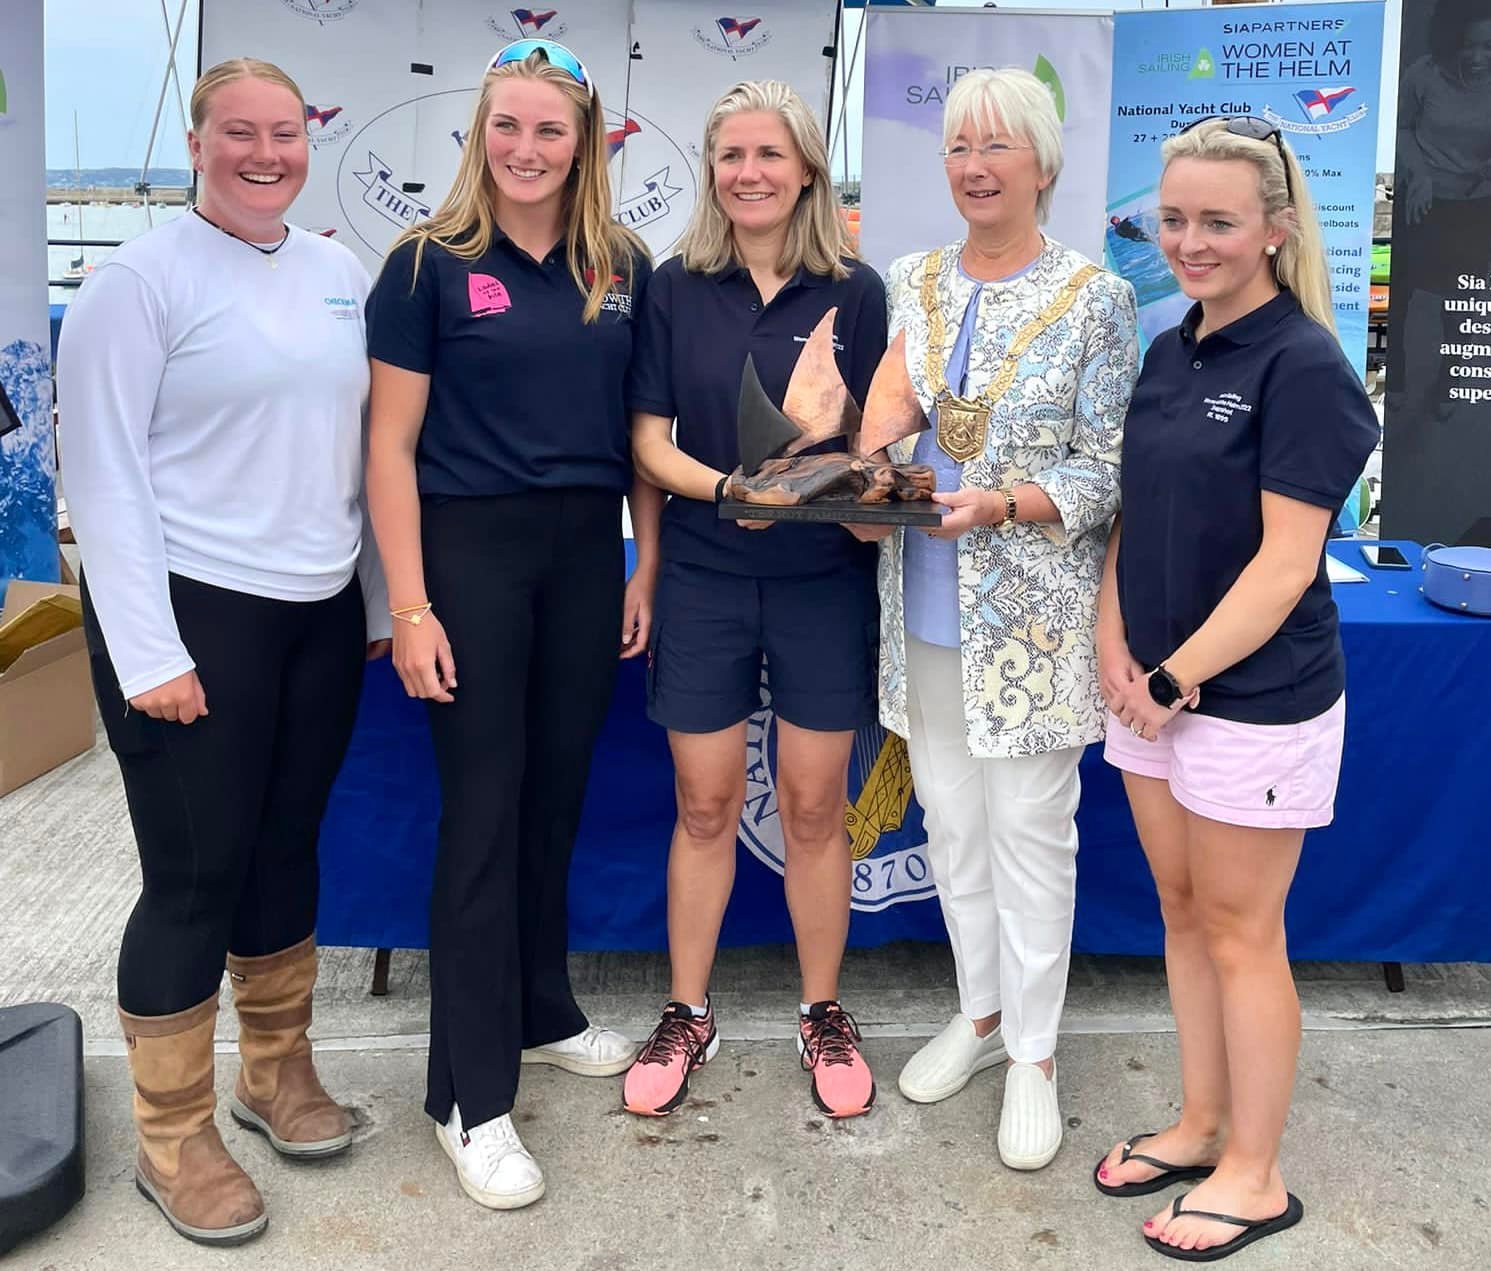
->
[855, 68, 1138, 1169]
[365, 40, 655, 1210]
[1094, 118, 1378, 1261]
[57, 58, 388, 1245]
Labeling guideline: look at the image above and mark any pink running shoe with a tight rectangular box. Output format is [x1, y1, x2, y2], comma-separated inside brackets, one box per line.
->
[798, 1001, 875, 1118]
[622, 1001, 719, 1117]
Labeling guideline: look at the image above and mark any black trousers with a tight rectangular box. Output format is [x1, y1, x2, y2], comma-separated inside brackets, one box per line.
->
[421, 489, 623, 1128]
[82, 573, 366, 1016]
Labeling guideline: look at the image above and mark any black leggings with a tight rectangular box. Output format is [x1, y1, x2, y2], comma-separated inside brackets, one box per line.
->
[421, 488, 623, 1128]
[82, 573, 366, 1016]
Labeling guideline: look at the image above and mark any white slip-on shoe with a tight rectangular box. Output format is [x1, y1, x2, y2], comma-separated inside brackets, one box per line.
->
[520, 1025, 638, 1077]
[435, 1104, 545, 1210]
[897, 1014, 1008, 1104]
[997, 1060, 1062, 1171]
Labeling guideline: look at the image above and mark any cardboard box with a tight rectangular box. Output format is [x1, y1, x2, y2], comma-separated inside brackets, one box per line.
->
[0, 580, 95, 797]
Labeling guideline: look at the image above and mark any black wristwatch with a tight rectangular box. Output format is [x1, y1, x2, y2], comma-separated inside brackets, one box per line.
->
[1147, 664, 1184, 710]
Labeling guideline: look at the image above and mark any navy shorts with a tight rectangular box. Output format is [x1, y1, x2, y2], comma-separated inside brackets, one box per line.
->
[647, 559, 879, 734]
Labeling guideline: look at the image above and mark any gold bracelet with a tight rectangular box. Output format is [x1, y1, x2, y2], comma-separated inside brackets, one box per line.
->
[390, 602, 433, 626]
[1000, 489, 1018, 525]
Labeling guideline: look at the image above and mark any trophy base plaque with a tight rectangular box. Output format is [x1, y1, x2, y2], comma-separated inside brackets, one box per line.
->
[718, 500, 943, 527]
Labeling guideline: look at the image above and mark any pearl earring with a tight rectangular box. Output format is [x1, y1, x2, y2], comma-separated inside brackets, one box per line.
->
[1265, 244, 1278, 257]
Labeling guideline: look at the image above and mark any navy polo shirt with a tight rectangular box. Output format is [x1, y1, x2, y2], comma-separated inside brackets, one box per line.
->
[366, 233, 651, 497]
[1117, 292, 1379, 724]
[627, 254, 888, 576]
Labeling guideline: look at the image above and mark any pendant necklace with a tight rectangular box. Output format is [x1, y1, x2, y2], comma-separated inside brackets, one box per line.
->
[192, 206, 290, 269]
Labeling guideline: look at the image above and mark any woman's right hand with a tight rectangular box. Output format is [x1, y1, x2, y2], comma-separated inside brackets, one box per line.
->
[392, 611, 457, 703]
[128, 670, 209, 724]
[1097, 626, 1143, 716]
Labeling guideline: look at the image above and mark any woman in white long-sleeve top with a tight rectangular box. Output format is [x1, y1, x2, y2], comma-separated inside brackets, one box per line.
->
[856, 68, 1139, 1171]
[56, 58, 388, 1247]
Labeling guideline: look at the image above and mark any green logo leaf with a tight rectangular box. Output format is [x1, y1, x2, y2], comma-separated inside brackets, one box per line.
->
[1033, 54, 1065, 123]
[1189, 46, 1215, 80]
[0, 69, 8, 116]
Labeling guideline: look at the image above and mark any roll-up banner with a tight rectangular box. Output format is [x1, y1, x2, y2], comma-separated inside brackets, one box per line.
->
[0, 4, 56, 595]
[860, 7, 1114, 275]
[200, 0, 838, 271]
[1106, 2, 1384, 372]
[1382, 0, 1491, 547]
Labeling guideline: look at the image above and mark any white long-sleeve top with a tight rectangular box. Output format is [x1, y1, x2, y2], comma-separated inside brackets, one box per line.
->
[57, 212, 389, 699]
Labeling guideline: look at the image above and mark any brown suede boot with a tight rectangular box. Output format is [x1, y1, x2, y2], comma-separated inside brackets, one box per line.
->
[227, 936, 353, 1159]
[119, 996, 267, 1245]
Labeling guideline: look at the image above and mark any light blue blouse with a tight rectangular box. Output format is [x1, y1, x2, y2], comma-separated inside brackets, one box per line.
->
[902, 257, 1036, 647]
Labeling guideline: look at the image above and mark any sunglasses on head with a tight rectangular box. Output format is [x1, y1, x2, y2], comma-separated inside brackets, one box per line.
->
[1178, 115, 1294, 204]
[487, 38, 593, 99]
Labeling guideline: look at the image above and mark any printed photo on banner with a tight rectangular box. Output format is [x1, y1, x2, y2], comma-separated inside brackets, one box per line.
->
[1381, 0, 1491, 548]
[1106, 2, 1384, 372]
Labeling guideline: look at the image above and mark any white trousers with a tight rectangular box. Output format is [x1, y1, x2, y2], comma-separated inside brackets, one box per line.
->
[904, 637, 1083, 1062]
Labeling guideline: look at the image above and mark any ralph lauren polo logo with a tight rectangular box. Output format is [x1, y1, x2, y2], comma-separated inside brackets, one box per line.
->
[468, 273, 512, 317]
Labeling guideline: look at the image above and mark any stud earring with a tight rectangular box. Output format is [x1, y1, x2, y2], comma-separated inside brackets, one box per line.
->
[1265, 244, 1278, 257]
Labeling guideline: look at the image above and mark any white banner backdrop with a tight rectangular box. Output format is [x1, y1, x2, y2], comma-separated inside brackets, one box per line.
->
[201, 0, 837, 270]
[0, 4, 57, 589]
[861, 8, 1114, 275]
[623, 0, 837, 258]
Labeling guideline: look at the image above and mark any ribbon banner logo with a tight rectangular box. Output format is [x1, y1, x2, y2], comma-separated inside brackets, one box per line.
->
[607, 110, 696, 256]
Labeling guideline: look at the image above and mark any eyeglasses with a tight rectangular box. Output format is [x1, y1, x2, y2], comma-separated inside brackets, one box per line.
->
[940, 141, 1031, 167]
[487, 38, 593, 99]
[1178, 115, 1294, 204]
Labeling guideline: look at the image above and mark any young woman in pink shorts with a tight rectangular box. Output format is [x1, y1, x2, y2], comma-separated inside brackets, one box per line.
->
[1090, 118, 1378, 1261]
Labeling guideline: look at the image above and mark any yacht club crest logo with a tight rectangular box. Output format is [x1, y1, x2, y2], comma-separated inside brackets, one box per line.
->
[279, 0, 359, 23]
[486, 8, 569, 40]
[1264, 85, 1367, 136]
[694, 16, 772, 59]
[304, 103, 352, 150]
[741, 670, 935, 913]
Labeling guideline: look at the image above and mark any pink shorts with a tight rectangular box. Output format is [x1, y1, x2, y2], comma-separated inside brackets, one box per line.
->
[1103, 695, 1346, 830]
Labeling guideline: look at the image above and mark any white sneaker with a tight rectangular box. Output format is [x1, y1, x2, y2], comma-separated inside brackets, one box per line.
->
[520, 1025, 638, 1077]
[897, 1014, 1008, 1104]
[997, 1060, 1062, 1171]
[435, 1104, 545, 1210]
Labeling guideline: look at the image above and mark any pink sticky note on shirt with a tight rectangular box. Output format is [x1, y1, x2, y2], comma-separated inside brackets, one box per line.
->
[468, 273, 512, 316]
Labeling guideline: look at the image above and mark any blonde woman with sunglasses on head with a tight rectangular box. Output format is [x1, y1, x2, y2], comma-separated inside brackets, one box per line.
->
[364, 40, 656, 1210]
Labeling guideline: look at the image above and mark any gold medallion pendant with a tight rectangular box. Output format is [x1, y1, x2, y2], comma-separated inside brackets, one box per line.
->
[935, 394, 990, 463]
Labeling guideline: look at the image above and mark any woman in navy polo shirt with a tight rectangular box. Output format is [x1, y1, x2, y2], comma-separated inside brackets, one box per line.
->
[623, 80, 886, 1120]
[1092, 119, 1377, 1259]
[364, 41, 656, 1210]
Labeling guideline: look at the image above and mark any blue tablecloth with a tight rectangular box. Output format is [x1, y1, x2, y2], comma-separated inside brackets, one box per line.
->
[316, 541, 1491, 962]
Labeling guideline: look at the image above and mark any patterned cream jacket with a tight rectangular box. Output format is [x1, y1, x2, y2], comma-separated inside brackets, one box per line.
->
[878, 238, 1140, 759]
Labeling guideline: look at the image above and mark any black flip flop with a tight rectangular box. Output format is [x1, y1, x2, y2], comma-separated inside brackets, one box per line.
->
[1143, 1191, 1304, 1261]
[1093, 1133, 1218, 1197]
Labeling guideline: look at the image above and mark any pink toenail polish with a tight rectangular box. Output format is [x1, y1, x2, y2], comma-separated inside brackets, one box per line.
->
[1099, 1167, 1109, 1179]
[1143, 1221, 1153, 1229]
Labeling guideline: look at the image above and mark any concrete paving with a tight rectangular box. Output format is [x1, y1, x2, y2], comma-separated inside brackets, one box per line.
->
[6, 1029, 1490, 1270]
[5, 725, 1491, 1268]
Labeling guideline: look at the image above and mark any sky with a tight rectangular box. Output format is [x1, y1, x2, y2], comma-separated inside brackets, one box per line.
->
[43, 0, 1404, 176]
